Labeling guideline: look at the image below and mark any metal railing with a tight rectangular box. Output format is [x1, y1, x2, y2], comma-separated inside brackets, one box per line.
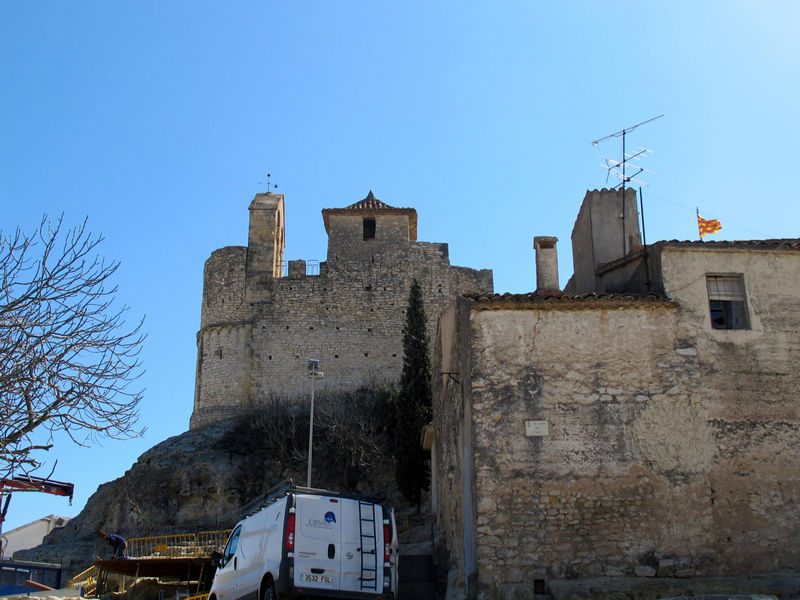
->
[281, 259, 320, 277]
[126, 530, 230, 559]
[69, 564, 98, 595]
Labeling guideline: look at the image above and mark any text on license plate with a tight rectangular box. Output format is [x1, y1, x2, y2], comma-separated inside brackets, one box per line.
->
[302, 574, 333, 584]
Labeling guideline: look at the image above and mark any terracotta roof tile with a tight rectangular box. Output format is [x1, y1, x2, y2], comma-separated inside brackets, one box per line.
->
[656, 239, 800, 251]
[321, 191, 418, 240]
[344, 191, 395, 211]
[466, 291, 675, 311]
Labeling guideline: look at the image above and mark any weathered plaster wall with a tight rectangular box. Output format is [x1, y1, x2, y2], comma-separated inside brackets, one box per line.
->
[434, 243, 800, 598]
[432, 298, 478, 598]
[659, 247, 800, 571]
[463, 300, 721, 593]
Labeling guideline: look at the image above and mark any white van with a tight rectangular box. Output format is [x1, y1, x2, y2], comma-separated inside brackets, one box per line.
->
[209, 480, 398, 600]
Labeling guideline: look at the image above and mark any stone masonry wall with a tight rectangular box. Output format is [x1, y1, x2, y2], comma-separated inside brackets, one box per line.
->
[659, 246, 800, 573]
[470, 301, 708, 589]
[433, 270, 800, 598]
[243, 238, 491, 402]
[432, 297, 479, 597]
[191, 206, 492, 428]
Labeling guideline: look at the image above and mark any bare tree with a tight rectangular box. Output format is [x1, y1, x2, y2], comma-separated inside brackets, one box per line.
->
[0, 215, 145, 480]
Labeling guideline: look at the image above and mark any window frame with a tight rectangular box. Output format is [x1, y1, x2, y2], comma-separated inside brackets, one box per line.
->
[706, 273, 750, 330]
[363, 217, 376, 240]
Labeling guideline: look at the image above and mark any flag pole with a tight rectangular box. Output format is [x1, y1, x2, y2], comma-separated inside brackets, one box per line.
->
[696, 207, 702, 242]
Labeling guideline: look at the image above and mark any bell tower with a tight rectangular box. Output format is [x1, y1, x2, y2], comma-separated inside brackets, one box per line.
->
[246, 192, 285, 302]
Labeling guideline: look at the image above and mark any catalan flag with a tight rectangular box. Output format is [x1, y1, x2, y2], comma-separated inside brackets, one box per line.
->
[697, 211, 722, 238]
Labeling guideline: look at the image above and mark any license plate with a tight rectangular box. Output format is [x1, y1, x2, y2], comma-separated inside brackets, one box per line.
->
[302, 573, 334, 584]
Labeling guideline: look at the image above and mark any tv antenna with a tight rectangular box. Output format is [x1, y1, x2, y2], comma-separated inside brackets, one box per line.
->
[592, 114, 663, 259]
[259, 173, 279, 193]
[593, 114, 662, 189]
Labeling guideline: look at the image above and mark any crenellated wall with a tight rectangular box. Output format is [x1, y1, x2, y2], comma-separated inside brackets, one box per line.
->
[190, 192, 493, 428]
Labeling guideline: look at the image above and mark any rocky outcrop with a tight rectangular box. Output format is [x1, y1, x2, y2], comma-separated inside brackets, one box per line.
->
[16, 391, 402, 576]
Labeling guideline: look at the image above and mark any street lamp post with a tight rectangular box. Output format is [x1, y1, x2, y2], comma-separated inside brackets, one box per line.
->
[306, 359, 324, 487]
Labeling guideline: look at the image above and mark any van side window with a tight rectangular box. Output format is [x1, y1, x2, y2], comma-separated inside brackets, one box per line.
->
[223, 526, 242, 565]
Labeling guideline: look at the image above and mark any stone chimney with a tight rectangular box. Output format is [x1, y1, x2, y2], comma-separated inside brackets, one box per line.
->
[534, 236, 560, 295]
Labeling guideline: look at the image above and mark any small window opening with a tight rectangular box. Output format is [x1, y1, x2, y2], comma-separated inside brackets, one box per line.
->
[363, 218, 376, 240]
[707, 274, 750, 330]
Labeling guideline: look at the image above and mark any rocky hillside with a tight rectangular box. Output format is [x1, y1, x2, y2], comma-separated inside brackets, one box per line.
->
[16, 388, 405, 575]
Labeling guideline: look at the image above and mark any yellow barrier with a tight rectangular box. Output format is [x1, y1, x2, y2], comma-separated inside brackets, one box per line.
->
[196, 530, 231, 556]
[70, 530, 231, 596]
[127, 533, 198, 558]
[69, 564, 98, 596]
[125, 530, 231, 559]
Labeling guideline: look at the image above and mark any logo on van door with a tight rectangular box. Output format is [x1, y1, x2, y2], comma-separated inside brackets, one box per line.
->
[306, 511, 337, 529]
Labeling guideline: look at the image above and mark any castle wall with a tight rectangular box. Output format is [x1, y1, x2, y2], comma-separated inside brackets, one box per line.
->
[327, 213, 411, 260]
[244, 240, 491, 401]
[201, 246, 249, 327]
[193, 323, 252, 426]
[191, 199, 493, 428]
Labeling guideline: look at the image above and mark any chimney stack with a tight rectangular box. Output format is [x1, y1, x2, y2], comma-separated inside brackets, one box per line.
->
[534, 236, 560, 295]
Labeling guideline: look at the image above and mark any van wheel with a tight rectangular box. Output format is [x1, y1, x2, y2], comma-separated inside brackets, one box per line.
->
[263, 579, 277, 600]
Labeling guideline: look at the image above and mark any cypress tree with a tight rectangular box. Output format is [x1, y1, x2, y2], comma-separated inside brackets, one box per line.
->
[395, 278, 433, 506]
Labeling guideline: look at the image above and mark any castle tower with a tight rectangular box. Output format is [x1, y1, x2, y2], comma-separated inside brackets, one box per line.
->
[321, 191, 417, 267]
[190, 189, 493, 430]
[246, 192, 285, 302]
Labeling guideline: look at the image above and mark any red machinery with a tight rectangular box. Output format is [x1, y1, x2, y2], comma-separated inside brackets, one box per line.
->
[1, 475, 74, 533]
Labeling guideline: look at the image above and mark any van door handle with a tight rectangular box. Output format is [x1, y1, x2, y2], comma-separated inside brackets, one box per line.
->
[328, 544, 335, 559]
[234, 557, 237, 570]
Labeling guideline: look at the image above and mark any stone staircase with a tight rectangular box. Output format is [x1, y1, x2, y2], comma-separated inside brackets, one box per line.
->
[399, 553, 437, 600]
[397, 510, 438, 599]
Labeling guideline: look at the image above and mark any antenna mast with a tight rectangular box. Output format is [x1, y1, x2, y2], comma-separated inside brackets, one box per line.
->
[593, 114, 663, 256]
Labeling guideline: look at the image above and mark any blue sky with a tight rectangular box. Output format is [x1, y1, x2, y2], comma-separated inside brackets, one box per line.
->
[2, 1, 798, 534]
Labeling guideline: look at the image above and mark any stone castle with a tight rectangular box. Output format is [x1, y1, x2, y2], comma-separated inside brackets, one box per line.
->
[191, 191, 492, 428]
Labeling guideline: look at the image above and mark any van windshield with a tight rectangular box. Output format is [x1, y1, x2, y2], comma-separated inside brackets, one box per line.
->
[222, 526, 242, 565]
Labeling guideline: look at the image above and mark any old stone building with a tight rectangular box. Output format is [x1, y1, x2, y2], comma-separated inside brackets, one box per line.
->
[191, 191, 493, 428]
[431, 188, 800, 598]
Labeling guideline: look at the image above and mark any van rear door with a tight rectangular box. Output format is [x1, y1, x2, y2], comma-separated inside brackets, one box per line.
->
[339, 500, 382, 595]
[294, 495, 342, 593]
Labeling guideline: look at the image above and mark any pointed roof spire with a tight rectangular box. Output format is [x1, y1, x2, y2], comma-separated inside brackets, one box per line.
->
[322, 191, 418, 240]
[345, 190, 393, 211]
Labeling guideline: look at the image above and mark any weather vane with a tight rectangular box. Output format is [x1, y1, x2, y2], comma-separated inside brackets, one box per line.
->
[259, 173, 279, 193]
